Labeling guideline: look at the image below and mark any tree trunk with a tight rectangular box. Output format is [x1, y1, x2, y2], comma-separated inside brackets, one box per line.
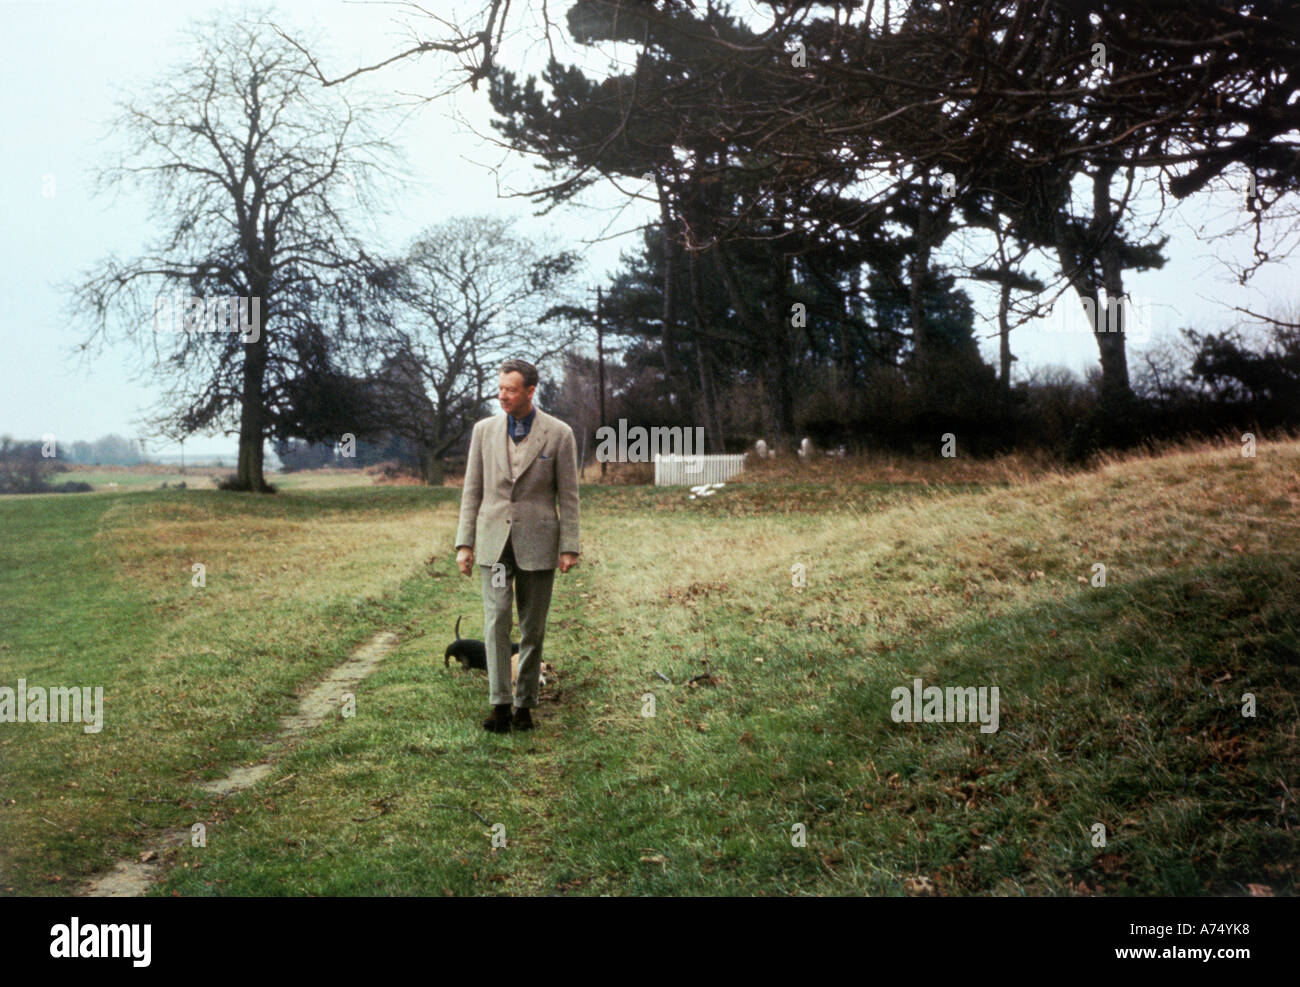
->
[1096, 259, 1132, 407]
[657, 174, 685, 407]
[422, 447, 444, 485]
[234, 314, 270, 492]
[686, 246, 724, 452]
[844, 265, 861, 386]
[1092, 166, 1132, 405]
[909, 178, 933, 377]
[769, 196, 796, 446]
[998, 279, 1013, 393]
[1052, 167, 1133, 405]
[597, 287, 608, 480]
[1051, 169, 1139, 455]
[694, 338, 724, 453]
[1052, 248, 1133, 405]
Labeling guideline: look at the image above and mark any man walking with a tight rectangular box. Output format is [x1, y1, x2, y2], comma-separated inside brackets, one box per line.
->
[455, 359, 581, 733]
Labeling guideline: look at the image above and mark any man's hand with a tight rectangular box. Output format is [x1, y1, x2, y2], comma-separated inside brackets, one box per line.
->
[456, 546, 474, 576]
[558, 552, 579, 574]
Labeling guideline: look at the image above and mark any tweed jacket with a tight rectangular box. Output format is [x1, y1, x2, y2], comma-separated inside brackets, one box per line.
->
[454, 408, 581, 570]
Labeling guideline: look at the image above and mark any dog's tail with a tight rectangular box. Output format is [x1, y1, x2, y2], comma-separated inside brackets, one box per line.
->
[444, 615, 465, 668]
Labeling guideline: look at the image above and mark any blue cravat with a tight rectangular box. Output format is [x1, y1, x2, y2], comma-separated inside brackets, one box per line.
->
[507, 408, 536, 444]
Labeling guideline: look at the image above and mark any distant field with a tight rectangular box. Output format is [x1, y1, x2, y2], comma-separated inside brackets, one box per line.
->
[1, 439, 1296, 896]
[53, 464, 383, 493]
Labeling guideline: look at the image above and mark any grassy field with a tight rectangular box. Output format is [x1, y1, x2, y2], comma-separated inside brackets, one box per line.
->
[1, 439, 1296, 896]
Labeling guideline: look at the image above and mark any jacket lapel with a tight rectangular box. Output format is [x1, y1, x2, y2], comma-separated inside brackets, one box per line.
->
[495, 413, 510, 483]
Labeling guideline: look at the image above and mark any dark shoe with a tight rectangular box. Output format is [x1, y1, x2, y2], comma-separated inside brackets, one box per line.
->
[511, 706, 534, 731]
[483, 703, 512, 733]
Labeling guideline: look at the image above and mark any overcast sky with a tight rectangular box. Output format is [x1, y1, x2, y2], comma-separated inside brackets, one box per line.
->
[2, 0, 1296, 458]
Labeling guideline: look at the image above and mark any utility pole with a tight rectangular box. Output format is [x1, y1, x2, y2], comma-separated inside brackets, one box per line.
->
[596, 285, 607, 481]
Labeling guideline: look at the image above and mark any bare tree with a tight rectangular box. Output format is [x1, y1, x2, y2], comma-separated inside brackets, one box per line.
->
[368, 215, 583, 483]
[68, 12, 399, 492]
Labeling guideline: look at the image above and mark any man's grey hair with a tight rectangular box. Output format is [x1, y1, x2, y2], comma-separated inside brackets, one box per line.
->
[499, 359, 539, 389]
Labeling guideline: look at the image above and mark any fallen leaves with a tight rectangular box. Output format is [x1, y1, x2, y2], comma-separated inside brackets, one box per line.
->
[665, 580, 729, 602]
[1095, 853, 1126, 875]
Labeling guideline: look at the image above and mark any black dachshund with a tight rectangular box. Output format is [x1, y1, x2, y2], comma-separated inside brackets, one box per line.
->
[444, 615, 518, 672]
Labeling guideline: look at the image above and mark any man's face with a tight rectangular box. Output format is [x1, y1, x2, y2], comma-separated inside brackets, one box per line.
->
[498, 371, 534, 417]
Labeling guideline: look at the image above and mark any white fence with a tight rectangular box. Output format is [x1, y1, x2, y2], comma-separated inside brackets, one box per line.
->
[653, 453, 747, 486]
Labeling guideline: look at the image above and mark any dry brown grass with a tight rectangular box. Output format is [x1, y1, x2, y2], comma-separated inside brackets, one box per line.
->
[569, 428, 1300, 489]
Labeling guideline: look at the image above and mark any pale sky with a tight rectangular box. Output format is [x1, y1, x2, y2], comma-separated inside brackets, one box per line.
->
[1, 0, 1295, 458]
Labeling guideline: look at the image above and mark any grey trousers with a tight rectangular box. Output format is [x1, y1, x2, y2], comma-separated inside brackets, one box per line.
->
[481, 535, 555, 708]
